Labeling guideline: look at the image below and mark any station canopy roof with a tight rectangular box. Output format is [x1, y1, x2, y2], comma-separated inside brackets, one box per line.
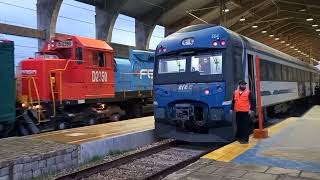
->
[78, 0, 320, 64]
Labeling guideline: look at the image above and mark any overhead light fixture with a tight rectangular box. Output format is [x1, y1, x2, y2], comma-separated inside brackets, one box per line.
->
[281, 41, 285, 43]
[286, 43, 290, 46]
[306, 55, 310, 57]
[240, 17, 246, 22]
[275, 37, 280, 41]
[306, 17, 314, 21]
[294, 48, 298, 51]
[290, 46, 294, 48]
[252, 25, 258, 28]
[269, 34, 274, 37]
[223, 8, 230, 12]
[298, 50, 301, 52]
[316, 29, 320, 32]
[299, 8, 307, 12]
[312, 24, 319, 27]
[261, 30, 267, 34]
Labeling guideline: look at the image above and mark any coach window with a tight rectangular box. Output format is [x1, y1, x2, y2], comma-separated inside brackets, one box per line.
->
[288, 67, 293, 81]
[260, 60, 268, 81]
[282, 65, 288, 81]
[305, 71, 310, 82]
[292, 68, 297, 81]
[297, 69, 301, 82]
[274, 63, 282, 81]
[302, 70, 306, 82]
[267, 61, 275, 81]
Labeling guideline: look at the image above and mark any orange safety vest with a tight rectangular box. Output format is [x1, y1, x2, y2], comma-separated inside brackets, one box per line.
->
[234, 89, 251, 112]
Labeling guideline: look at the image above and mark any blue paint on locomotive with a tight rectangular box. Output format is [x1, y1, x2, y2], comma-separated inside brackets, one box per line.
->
[156, 25, 230, 56]
[154, 82, 230, 117]
[154, 25, 233, 120]
[153, 25, 238, 142]
[114, 50, 154, 93]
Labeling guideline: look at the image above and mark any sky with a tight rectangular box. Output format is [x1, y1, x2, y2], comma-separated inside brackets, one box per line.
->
[0, 0, 165, 66]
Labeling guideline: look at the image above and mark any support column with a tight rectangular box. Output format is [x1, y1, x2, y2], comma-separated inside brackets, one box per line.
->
[135, 21, 155, 50]
[36, 0, 62, 49]
[95, 0, 127, 42]
[95, 7, 117, 42]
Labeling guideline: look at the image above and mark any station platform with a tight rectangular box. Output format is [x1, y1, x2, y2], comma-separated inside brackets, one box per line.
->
[0, 116, 155, 180]
[165, 106, 320, 180]
[31, 116, 154, 144]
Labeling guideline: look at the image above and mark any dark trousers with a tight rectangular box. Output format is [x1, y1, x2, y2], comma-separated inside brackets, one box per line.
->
[235, 112, 250, 142]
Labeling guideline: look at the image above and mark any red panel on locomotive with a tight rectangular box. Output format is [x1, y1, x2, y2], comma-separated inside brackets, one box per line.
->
[20, 35, 115, 104]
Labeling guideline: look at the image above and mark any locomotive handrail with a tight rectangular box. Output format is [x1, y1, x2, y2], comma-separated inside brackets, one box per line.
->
[32, 77, 41, 124]
[20, 76, 42, 124]
[49, 60, 75, 117]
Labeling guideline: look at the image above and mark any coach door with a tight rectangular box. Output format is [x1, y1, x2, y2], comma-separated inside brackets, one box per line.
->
[247, 54, 256, 98]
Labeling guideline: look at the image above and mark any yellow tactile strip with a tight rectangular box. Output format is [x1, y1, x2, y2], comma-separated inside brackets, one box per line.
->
[202, 117, 297, 162]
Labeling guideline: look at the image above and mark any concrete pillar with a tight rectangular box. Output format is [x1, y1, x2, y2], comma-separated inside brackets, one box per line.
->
[135, 21, 155, 50]
[95, 7, 118, 42]
[36, 0, 62, 49]
[95, 0, 127, 42]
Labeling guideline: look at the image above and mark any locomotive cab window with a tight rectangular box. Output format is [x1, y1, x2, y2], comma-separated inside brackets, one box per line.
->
[93, 51, 105, 67]
[76, 47, 83, 64]
[190, 54, 222, 75]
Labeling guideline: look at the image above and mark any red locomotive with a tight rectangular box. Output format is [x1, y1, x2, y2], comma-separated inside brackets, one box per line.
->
[21, 35, 114, 104]
[17, 35, 154, 134]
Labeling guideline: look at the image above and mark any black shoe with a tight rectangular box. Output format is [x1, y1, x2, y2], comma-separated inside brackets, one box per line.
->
[239, 140, 248, 144]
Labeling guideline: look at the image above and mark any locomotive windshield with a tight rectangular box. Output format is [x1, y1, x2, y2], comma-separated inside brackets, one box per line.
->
[154, 51, 224, 84]
[158, 57, 186, 74]
[190, 54, 222, 75]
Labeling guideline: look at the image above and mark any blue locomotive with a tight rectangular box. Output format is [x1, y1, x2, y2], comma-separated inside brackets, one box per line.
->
[153, 24, 320, 142]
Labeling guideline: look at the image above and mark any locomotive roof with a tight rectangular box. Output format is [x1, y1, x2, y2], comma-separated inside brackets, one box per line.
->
[75, 36, 113, 51]
[163, 24, 318, 72]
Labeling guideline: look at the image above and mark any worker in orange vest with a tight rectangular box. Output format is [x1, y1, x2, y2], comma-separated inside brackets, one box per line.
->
[230, 80, 255, 144]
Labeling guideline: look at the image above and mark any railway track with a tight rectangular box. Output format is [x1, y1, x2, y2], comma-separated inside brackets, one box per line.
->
[55, 141, 219, 180]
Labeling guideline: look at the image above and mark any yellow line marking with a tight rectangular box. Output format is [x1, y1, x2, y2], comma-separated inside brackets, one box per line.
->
[202, 117, 297, 162]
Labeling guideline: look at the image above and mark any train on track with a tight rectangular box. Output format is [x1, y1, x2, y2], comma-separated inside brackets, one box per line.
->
[153, 24, 320, 143]
[0, 35, 154, 137]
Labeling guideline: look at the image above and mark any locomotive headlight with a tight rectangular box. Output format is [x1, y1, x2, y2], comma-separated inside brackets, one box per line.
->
[212, 41, 218, 46]
[204, 89, 210, 95]
[220, 40, 226, 46]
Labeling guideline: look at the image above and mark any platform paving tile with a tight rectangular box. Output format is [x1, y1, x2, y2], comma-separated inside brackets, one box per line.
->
[277, 174, 311, 180]
[164, 160, 320, 180]
[241, 172, 279, 180]
[212, 167, 247, 177]
[300, 172, 320, 180]
[232, 163, 270, 172]
[266, 167, 301, 177]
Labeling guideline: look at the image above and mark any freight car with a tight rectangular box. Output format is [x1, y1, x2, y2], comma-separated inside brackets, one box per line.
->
[2, 35, 154, 136]
[153, 24, 320, 143]
[0, 40, 15, 137]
